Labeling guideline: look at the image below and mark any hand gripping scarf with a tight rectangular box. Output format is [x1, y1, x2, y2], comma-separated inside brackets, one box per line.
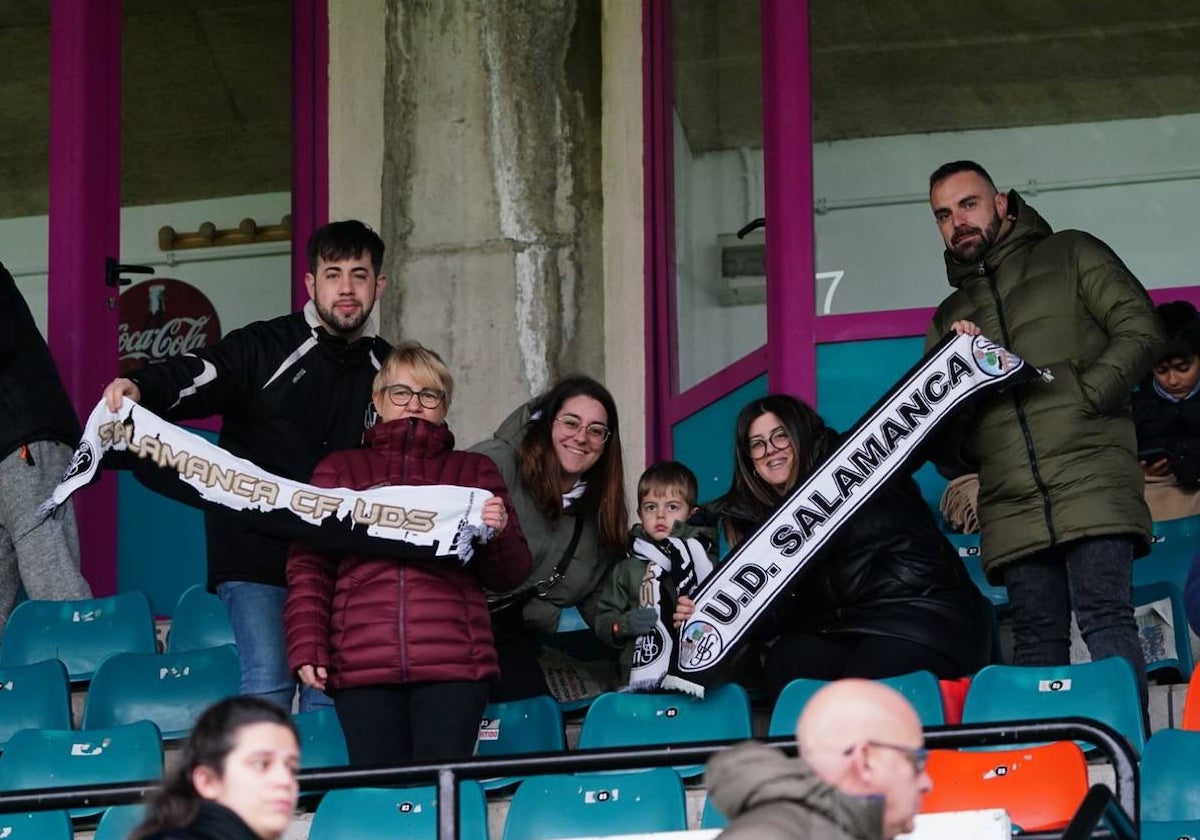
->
[38, 398, 493, 563]
[625, 534, 716, 692]
[663, 332, 1048, 696]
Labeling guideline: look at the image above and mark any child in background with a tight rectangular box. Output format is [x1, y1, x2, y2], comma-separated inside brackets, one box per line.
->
[1134, 301, 1200, 488]
[596, 461, 716, 690]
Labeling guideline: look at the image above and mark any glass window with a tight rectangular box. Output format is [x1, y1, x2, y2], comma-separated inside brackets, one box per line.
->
[810, 3, 1200, 314]
[672, 0, 765, 391]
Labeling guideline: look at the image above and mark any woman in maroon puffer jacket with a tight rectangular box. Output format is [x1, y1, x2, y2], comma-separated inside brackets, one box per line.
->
[283, 341, 531, 767]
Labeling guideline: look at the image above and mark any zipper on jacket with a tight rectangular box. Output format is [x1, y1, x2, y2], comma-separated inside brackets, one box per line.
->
[984, 267, 1058, 545]
[395, 423, 414, 683]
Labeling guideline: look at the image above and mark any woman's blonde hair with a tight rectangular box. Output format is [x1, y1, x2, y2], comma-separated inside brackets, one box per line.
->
[373, 341, 454, 407]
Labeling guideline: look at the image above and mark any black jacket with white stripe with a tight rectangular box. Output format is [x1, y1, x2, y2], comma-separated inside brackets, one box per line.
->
[127, 302, 390, 587]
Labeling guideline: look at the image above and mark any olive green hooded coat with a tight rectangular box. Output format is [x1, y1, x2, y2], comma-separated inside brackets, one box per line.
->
[925, 191, 1162, 582]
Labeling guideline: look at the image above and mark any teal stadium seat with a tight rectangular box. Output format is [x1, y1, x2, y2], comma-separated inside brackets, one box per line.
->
[475, 694, 565, 790]
[944, 532, 1009, 607]
[293, 707, 349, 769]
[0, 810, 73, 839]
[308, 782, 489, 840]
[770, 671, 946, 736]
[167, 584, 235, 653]
[1140, 729, 1200, 840]
[0, 658, 72, 748]
[82, 645, 240, 739]
[0, 591, 156, 682]
[960, 659, 1146, 754]
[1137, 516, 1200, 592]
[94, 804, 147, 840]
[502, 768, 687, 840]
[701, 794, 728, 829]
[577, 683, 752, 778]
[0, 720, 163, 818]
[1134, 581, 1194, 680]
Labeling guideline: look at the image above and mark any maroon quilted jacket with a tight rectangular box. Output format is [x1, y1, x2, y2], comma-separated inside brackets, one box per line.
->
[283, 417, 531, 689]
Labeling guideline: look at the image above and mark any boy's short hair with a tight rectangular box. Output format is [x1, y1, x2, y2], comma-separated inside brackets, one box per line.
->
[1155, 300, 1200, 363]
[638, 460, 699, 508]
[372, 340, 454, 407]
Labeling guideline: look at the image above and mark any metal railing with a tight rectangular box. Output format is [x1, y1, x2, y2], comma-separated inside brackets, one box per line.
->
[0, 716, 1139, 840]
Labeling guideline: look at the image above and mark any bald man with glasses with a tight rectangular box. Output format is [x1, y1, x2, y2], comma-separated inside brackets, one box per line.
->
[707, 679, 932, 840]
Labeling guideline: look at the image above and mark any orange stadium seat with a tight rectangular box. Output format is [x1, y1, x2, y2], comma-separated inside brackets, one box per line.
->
[921, 740, 1089, 832]
[1182, 668, 1200, 731]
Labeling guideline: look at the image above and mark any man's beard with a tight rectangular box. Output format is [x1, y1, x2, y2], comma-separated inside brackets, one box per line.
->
[315, 299, 371, 337]
[950, 211, 1002, 262]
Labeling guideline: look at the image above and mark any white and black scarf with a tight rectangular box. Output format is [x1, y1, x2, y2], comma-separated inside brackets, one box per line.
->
[39, 398, 493, 563]
[664, 332, 1047, 696]
[626, 533, 715, 692]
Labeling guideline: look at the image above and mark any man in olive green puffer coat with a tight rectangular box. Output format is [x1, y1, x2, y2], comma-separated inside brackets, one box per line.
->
[924, 160, 1163, 713]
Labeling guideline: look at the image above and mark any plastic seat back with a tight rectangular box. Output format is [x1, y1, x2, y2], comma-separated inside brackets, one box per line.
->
[293, 707, 349, 769]
[0, 810, 73, 839]
[700, 794, 729, 829]
[82, 645, 239, 738]
[1142, 729, 1200, 823]
[1183, 668, 1200, 731]
[577, 683, 751, 778]
[476, 694, 565, 790]
[921, 740, 1089, 831]
[0, 720, 163, 817]
[960, 659, 1146, 753]
[167, 584, 235, 653]
[0, 592, 156, 682]
[770, 672, 945, 736]
[1133, 581, 1194, 680]
[308, 782, 488, 840]
[94, 804, 147, 840]
[1137, 515, 1200, 592]
[0, 658, 72, 747]
[945, 532, 1009, 606]
[502, 768, 687, 840]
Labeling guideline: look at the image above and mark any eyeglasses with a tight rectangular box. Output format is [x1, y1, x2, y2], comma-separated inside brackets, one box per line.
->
[747, 428, 792, 460]
[555, 414, 611, 444]
[379, 384, 446, 410]
[844, 740, 929, 775]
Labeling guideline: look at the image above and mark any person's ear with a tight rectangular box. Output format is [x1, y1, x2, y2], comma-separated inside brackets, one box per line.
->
[304, 272, 316, 300]
[994, 190, 1008, 219]
[192, 764, 222, 800]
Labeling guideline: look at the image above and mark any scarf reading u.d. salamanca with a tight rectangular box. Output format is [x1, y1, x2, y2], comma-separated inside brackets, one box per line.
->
[38, 398, 493, 563]
[664, 332, 1047, 697]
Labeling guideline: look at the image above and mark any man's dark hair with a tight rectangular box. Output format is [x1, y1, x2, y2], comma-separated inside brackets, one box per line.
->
[929, 160, 997, 193]
[1155, 300, 1200, 363]
[307, 220, 385, 275]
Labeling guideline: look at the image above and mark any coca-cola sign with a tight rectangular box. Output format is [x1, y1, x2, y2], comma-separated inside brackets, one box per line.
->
[118, 278, 222, 374]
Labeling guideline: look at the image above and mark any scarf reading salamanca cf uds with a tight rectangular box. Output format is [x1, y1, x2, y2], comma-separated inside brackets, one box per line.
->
[38, 398, 494, 564]
[663, 331, 1048, 697]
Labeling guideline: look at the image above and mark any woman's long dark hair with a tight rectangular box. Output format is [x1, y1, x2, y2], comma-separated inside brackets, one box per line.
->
[129, 697, 299, 840]
[714, 394, 838, 544]
[516, 374, 628, 551]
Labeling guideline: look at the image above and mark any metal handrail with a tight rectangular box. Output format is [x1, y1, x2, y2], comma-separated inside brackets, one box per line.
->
[0, 716, 1139, 840]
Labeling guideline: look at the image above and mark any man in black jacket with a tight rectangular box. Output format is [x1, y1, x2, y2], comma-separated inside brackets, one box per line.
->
[0, 262, 93, 638]
[102, 220, 390, 711]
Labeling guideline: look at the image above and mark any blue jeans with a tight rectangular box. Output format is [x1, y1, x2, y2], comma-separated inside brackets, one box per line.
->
[216, 581, 332, 713]
[1003, 536, 1147, 715]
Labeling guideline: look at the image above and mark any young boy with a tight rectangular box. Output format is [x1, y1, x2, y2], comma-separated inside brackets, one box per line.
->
[595, 461, 716, 689]
[1133, 301, 1200, 488]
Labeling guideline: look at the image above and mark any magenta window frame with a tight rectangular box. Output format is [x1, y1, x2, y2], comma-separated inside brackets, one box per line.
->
[46, 1, 329, 595]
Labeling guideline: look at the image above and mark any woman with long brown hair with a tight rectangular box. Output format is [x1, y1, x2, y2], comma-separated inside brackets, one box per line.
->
[709, 394, 991, 698]
[472, 374, 628, 700]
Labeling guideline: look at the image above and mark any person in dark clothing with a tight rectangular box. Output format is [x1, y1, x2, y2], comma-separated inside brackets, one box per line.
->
[129, 697, 300, 840]
[284, 342, 532, 766]
[101, 220, 390, 712]
[708, 394, 990, 698]
[0, 261, 92, 638]
[1133, 301, 1200, 488]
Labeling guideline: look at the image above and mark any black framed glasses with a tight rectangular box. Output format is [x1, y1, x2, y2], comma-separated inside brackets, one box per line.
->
[379, 384, 446, 410]
[555, 413, 611, 444]
[747, 428, 792, 460]
[844, 740, 929, 775]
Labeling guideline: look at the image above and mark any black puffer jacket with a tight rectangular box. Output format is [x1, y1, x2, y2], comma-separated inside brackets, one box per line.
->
[0, 262, 81, 461]
[713, 476, 991, 676]
[1132, 384, 1200, 488]
[128, 303, 390, 588]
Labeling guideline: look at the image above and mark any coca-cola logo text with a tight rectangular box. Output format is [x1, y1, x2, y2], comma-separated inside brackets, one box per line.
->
[118, 278, 222, 374]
